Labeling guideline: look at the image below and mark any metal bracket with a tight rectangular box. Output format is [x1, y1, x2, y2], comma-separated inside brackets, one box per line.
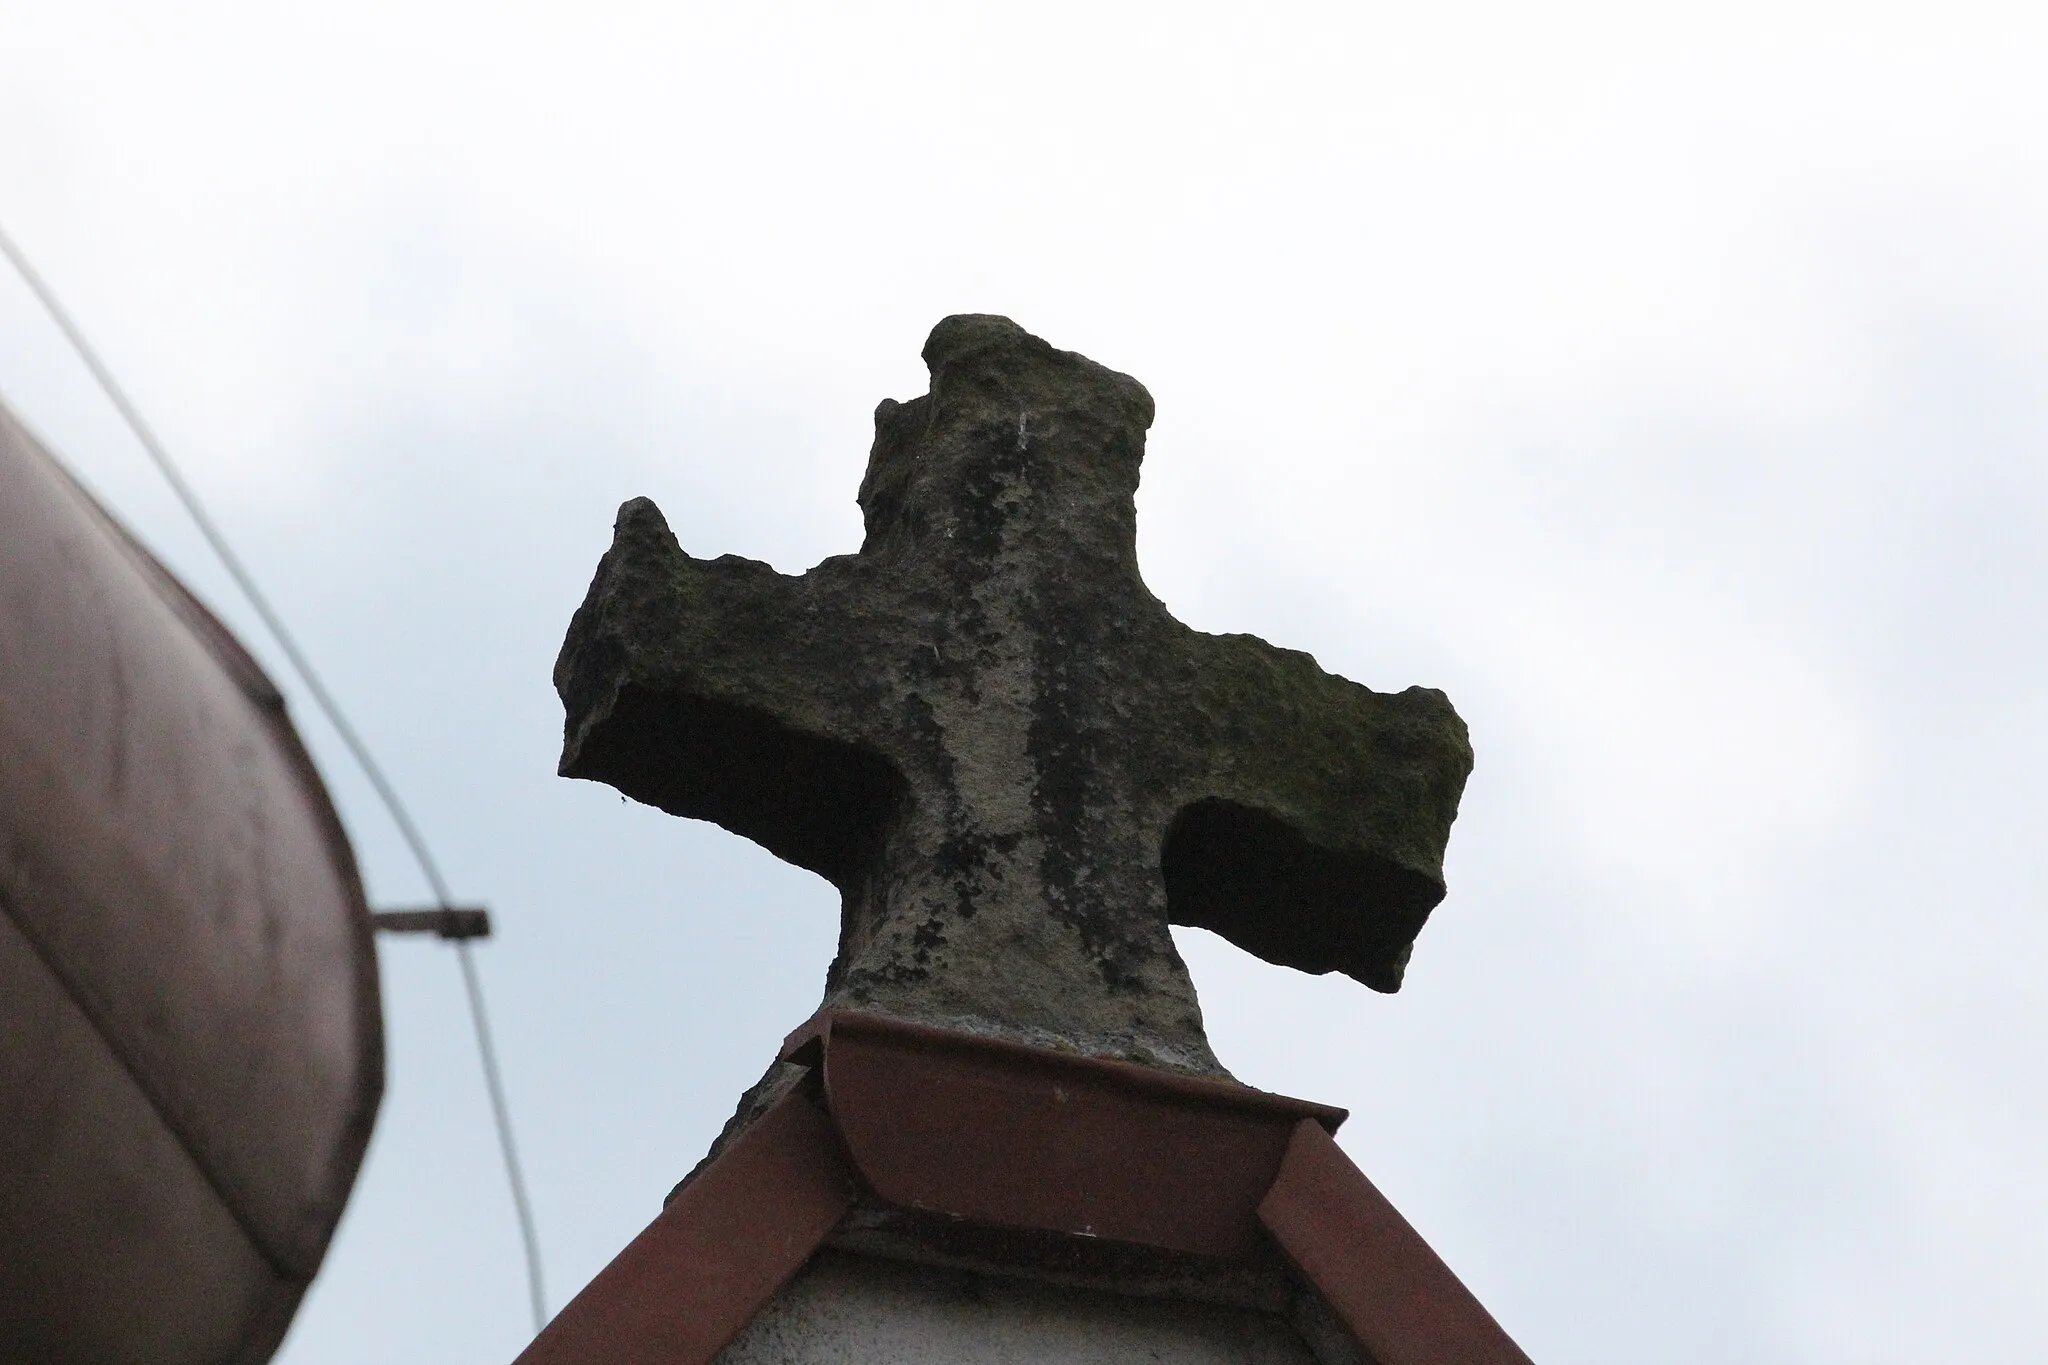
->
[370, 905, 492, 940]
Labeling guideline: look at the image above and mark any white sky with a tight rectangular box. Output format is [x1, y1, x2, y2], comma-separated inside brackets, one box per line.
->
[3, 5, 2045, 1361]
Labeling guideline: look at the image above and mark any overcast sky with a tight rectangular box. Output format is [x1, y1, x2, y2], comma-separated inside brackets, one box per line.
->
[4, 5, 2045, 1362]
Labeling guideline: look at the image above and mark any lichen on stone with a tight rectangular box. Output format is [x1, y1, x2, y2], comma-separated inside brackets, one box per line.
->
[557, 315, 1473, 1076]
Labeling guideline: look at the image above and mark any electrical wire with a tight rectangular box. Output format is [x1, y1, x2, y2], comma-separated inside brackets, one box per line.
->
[0, 219, 547, 1337]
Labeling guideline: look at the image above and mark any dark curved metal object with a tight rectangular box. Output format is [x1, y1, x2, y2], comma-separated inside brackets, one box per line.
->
[0, 402, 383, 1365]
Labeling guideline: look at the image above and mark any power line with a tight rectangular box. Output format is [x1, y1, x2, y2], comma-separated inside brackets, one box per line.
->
[0, 219, 547, 1337]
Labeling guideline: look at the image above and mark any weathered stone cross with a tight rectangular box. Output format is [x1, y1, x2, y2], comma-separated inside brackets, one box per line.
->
[556, 316, 1471, 1076]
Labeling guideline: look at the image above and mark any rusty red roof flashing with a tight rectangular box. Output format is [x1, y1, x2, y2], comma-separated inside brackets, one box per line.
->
[517, 1010, 1530, 1365]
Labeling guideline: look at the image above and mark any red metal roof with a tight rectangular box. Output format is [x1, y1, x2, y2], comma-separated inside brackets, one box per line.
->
[519, 1009, 1528, 1365]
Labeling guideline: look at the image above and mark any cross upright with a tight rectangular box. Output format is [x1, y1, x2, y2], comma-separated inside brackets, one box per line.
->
[556, 315, 1472, 1076]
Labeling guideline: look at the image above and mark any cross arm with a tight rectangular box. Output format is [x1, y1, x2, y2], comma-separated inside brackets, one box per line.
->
[1159, 631, 1473, 992]
[555, 498, 902, 891]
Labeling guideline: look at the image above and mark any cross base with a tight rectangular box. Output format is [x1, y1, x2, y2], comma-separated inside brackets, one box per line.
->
[515, 1014, 1529, 1365]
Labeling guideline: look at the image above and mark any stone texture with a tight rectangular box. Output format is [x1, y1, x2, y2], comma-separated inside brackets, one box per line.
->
[556, 315, 1472, 1074]
[713, 1250, 1325, 1365]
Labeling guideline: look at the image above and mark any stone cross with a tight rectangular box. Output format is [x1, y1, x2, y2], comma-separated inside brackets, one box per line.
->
[556, 316, 1471, 1076]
